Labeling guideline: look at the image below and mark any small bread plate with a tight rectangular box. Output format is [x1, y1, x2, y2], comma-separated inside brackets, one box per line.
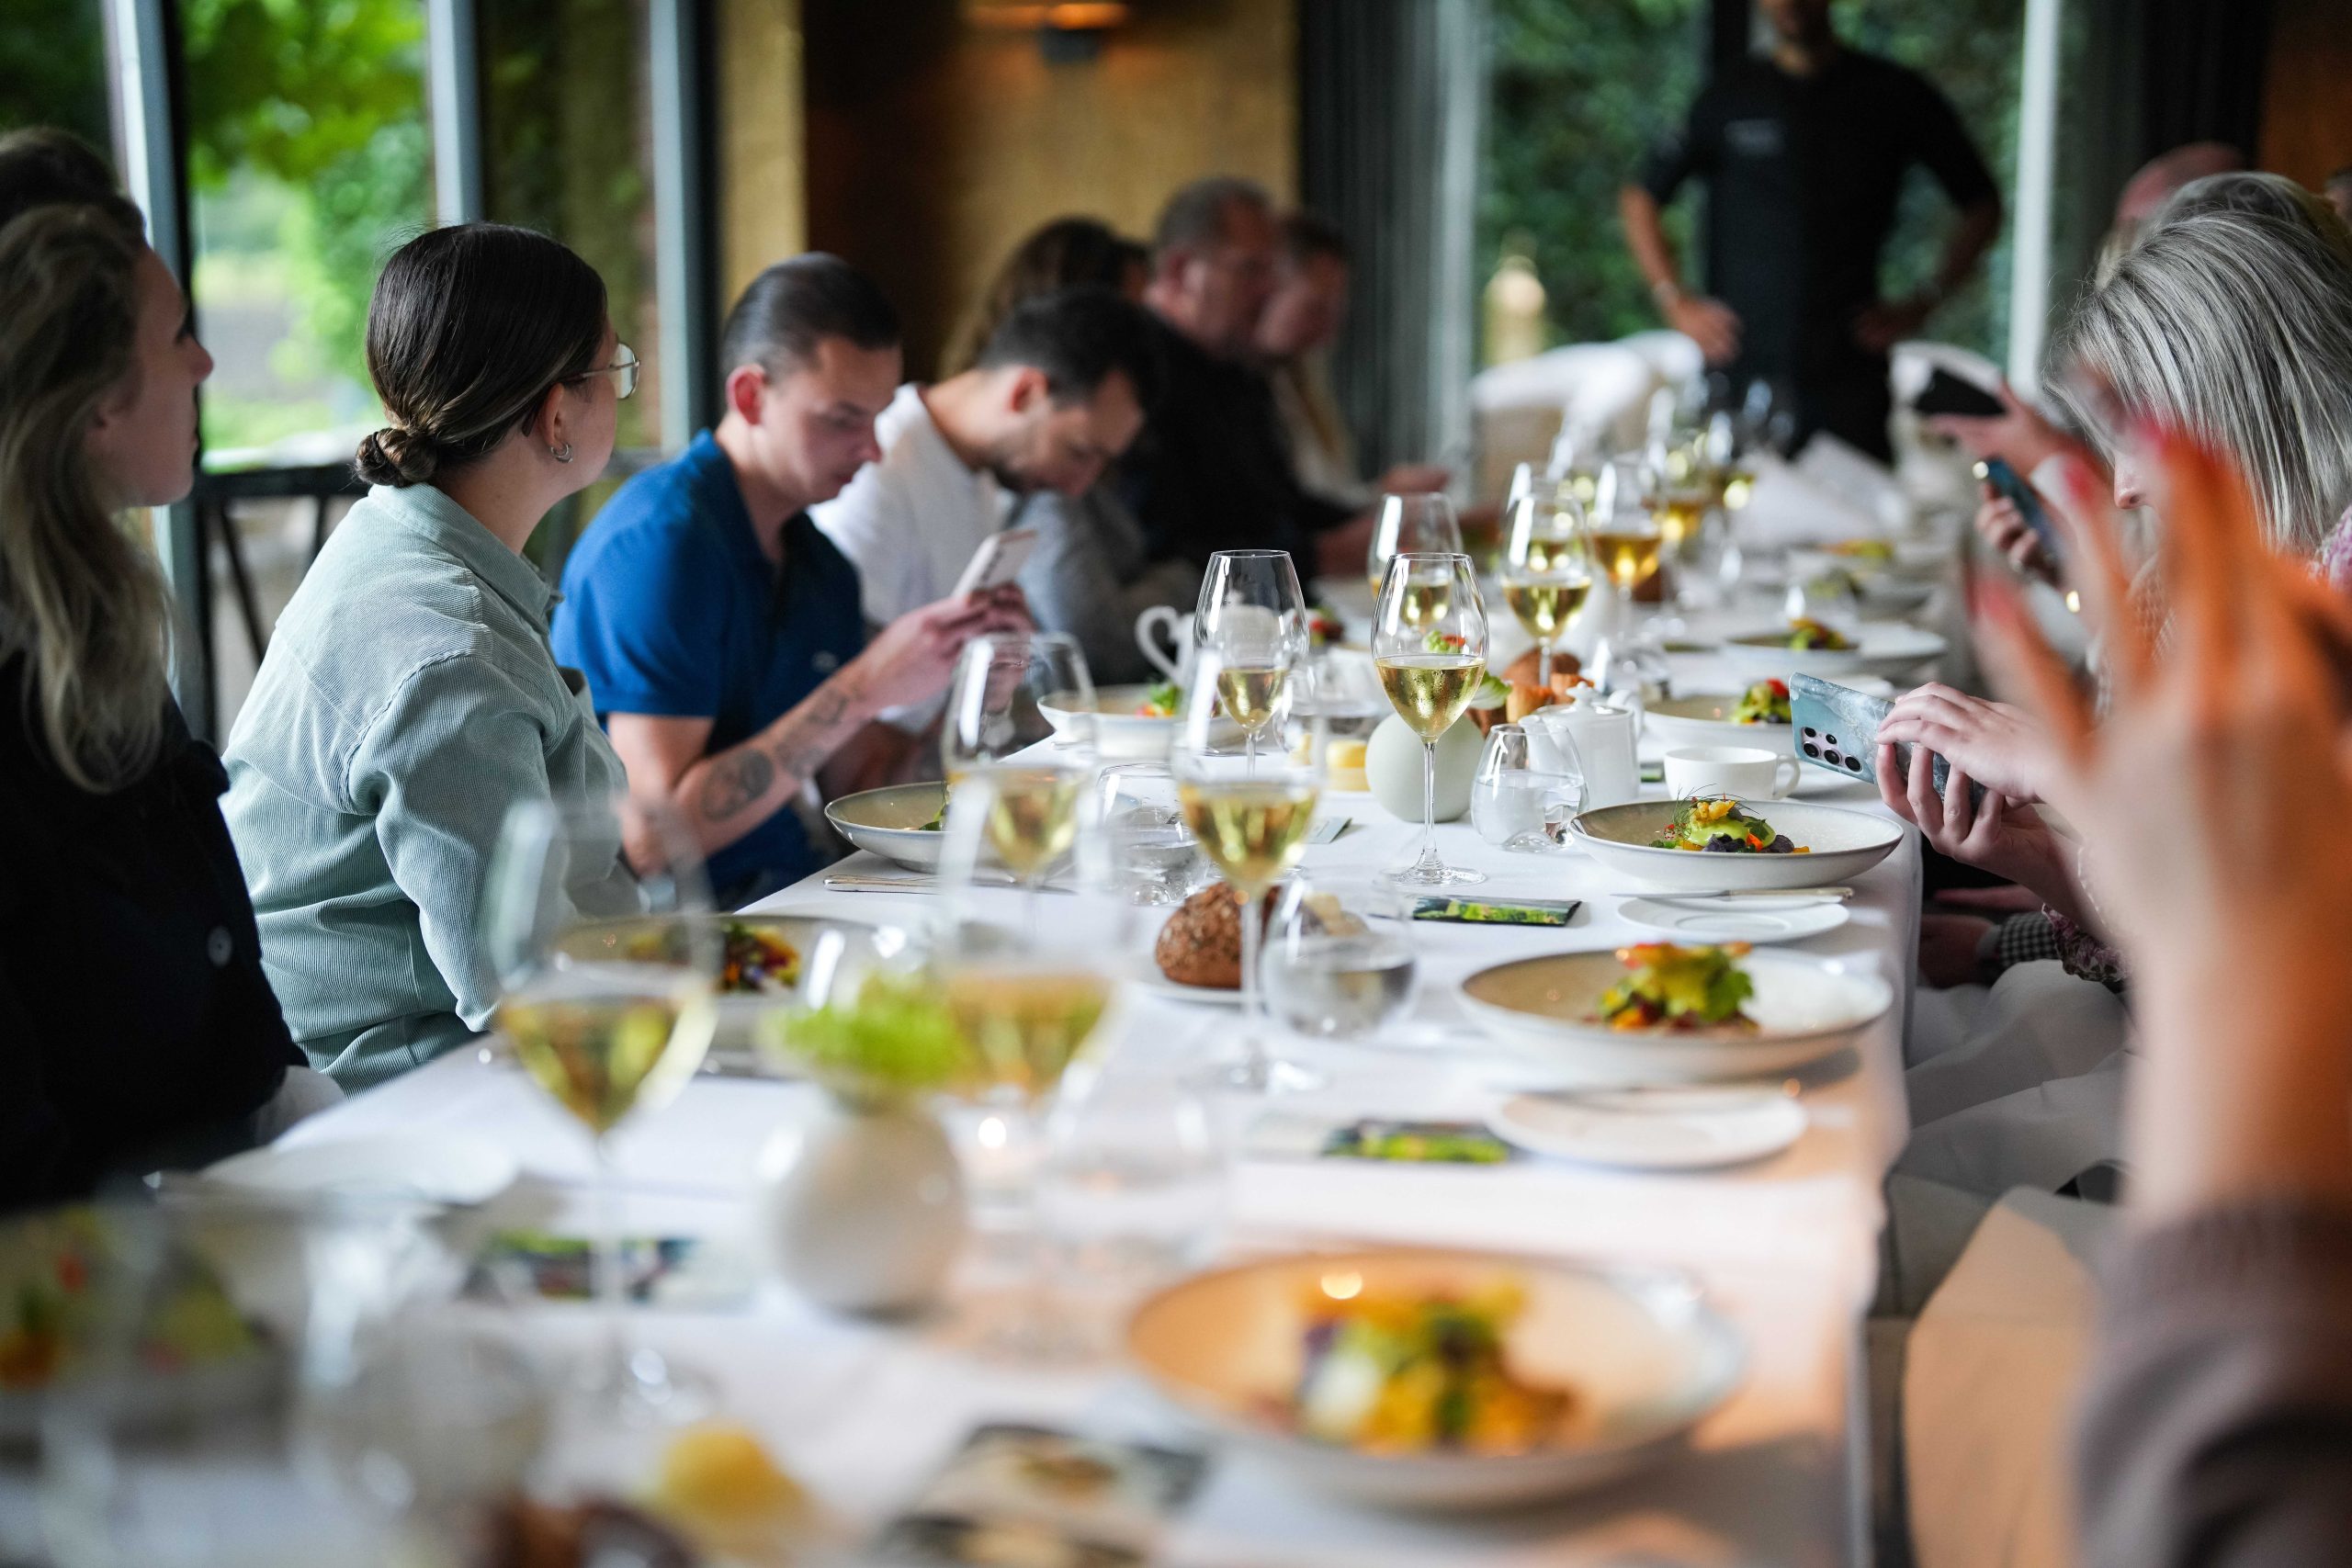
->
[824, 782, 949, 870]
[1132, 973, 1246, 1007]
[203, 1132, 519, 1208]
[1569, 797, 1903, 893]
[1487, 1087, 1808, 1170]
[1615, 893, 1851, 943]
[1455, 948, 1893, 1083]
[1126, 1247, 1744, 1509]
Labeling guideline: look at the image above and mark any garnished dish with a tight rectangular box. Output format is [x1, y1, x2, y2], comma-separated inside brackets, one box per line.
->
[1594, 942, 1757, 1032]
[1730, 679, 1791, 726]
[1135, 680, 1182, 718]
[0, 1210, 260, 1397]
[1824, 539, 1895, 561]
[718, 921, 801, 994]
[1306, 605, 1346, 649]
[1781, 617, 1855, 652]
[1648, 796, 1808, 854]
[1284, 1280, 1577, 1454]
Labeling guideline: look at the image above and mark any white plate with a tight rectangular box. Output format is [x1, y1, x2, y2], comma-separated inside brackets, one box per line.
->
[203, 1133, 518, 1207]
[1569, 796, 1903, 892]
[1456, 947, 1892, 1083]
[1041, 684, 1178, 759]
[1616, 894, 1851, 943]
[1716, 622, 1947, 682]
[1645, 693, 1793, 754]
[1132, 973, 1245, 1007]
[1127, 1247, 1745, 1508]
[1487, 1088, 1807, 1169]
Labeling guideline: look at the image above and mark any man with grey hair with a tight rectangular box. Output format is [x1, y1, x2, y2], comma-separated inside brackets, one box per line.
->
[1121, 175, 1375, 576]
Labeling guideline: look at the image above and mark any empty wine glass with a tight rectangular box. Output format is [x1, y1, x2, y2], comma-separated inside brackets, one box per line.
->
[1366, 492, 1464, 602]
[481, 795, 718, 1423]
[1373, 551, 1487, 887]
[1471, 723, 1587, 852]
[1170, 648, 1328, 1093]
[1261, 872, 1419, 1041]
[1502, 482, 1594, 688]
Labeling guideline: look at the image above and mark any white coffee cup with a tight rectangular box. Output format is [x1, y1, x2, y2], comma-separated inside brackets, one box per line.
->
[1665, 745, 1801, 801]
[1134, 606, 1196, 684]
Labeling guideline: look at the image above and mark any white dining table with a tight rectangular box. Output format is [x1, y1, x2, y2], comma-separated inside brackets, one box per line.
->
[266, 645, 1925, 1567]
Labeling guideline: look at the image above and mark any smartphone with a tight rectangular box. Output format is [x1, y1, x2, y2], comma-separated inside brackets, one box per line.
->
[1974, 457, 2063, 562]
[1789, 673, 1984, 808]
[951, 526, 1037, 598]
[1913, 367, 2006, 419]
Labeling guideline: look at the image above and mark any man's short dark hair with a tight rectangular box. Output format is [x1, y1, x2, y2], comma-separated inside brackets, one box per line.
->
[975, 285, 1165, 412]
[2330, 166, 2352, 191]
[0, 127, 143, 237]
[717, 253, 900, 379]
[1278, 209, 1348, 268]
[1152, 175, 1272, 261]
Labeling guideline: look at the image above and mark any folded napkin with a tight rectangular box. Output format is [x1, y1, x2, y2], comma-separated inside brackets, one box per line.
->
[1734, 453, 1885, 551]
[1798, 433, 1912, 528]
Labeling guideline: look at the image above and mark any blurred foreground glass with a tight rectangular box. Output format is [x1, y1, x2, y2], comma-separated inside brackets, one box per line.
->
[1261, 873, 1419, 1042]
[1366, 493, 1464, 603]
[481, 795, 718, 1421]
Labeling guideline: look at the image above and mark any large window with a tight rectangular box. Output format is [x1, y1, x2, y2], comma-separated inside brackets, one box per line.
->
[183, 0, 433, 466]
[1, 0, 111, 147]
[1478, 0, 2024, 364]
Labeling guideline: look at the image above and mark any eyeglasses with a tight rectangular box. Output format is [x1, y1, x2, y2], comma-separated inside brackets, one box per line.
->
[573, 344, 640, 400]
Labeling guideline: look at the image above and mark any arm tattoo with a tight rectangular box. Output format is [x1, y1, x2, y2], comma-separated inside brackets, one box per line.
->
[697, 746, 776, 821]
[768, 686, 856, 783]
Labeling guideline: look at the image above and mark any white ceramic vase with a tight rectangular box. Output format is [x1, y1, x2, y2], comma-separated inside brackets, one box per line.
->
[755, 1093, 967, 1314]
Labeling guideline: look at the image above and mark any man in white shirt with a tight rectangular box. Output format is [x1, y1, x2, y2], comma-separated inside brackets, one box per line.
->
[814, 286, 1162, 635]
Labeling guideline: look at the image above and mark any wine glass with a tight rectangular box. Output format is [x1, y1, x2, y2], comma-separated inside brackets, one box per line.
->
[1501, 482, 1593, 688]
[1170, 648, 1328, 1093]
[1365, 492, 1464, 603]
[1261, 872, 1419, 1042]
[1193, 549, 1307, 770]
[931, 768, 1128, 1359]
[1373, 551, 1488, 887]
[943, 633, 1099, 925]
[1589, 457, 1665, 619]
[481, 795, 718, 1422]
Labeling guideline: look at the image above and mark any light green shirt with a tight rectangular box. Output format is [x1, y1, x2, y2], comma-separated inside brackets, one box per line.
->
[223, 482, 636, 1090]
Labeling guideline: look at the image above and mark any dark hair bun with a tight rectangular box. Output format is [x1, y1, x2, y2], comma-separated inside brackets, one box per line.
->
[355, 424, 439, 487]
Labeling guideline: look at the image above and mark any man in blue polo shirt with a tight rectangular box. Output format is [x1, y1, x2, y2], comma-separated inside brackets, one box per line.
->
[554, 255, 1023, 904]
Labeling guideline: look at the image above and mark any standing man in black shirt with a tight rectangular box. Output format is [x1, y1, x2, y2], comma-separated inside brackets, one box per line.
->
[1619, 0, 2002, 460]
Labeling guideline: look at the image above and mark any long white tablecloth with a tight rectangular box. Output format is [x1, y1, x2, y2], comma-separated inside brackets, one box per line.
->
[277, 737, 1921, 1565]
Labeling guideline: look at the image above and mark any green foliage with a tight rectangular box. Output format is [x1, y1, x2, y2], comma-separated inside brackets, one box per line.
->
[0, 0, 111, 148]
[1481, 0, 2023, 364]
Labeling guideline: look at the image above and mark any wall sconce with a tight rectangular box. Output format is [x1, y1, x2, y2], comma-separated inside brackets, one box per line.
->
[964, 2, 1131, 62]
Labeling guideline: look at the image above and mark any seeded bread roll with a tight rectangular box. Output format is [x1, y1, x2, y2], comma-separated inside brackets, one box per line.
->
[1156, 886, 1246, 989]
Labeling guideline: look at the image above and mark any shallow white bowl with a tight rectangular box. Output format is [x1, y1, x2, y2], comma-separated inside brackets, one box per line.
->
[1040, 684, 1178, 759]
[1456, 947, 1893, 1082]
[1717, 622, 1947, 682]
[1568, 796, 1903, 892]
[1645, 693, 1795, 753]
[1126, 1247, 1744, 1509]
[823, 782, 950, 870]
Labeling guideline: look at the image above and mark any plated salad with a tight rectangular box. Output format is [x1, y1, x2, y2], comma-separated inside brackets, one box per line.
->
[1781, 616, 1856, 652]
[1650, 796, 1808, 854]
[1595, 942, 1758, 1032]
[1135, 681, 1182, 718]
[719, 922, 801, 994]
[1731, 679, 1791, 725]
[1286, 1280, 1576, 1454]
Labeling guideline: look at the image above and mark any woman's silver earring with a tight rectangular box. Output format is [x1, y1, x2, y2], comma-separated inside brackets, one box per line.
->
[550, 442, 574, 464]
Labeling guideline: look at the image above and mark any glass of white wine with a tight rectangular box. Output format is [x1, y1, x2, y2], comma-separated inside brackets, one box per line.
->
[1374, 550, 1488, 887]
[1589, 457, 1666, 616]
[1365, 492, 1464, 605]
[943, 632, 1099, 916]
[931, 767, 1128, 1359]
[1502, 482, 1593, 689]
[481, 795, 718, 1423]
[1170, 648, 1328, 1093]
[1193, 549, 1307, 770]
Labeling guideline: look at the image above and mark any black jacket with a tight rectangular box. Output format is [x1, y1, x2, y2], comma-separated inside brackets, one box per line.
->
[0, 657, 297, 1209]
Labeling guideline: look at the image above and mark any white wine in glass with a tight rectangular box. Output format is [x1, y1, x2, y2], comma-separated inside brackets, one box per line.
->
[1213, 661, 1289, 736]
[979, 765, 1088, 882]
[1374, 552, 1487, 886]
[1194, 550, 1307, 767]
[482, 795, 719, 1423]
[943, 966, 1112, 1104]
[1502, 484, 1593, 687]
[1365, 493, 1464, 604]
[1170, 649, 1327, 1093]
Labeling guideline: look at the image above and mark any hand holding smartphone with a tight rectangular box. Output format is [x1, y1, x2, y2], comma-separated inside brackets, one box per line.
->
[1789, 673, 1985, 810]
[951, 526, 1037, 600]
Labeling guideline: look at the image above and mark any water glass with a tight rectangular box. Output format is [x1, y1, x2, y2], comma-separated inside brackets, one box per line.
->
[1098, 762, 1213, 907]
[1038, 1056, 1229, 1310]
[1261, 873, 1419, 1042]
[1471, 724, 1586, 852]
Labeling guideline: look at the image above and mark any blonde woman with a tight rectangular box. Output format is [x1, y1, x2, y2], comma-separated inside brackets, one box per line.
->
[0, 130, 304, 1206]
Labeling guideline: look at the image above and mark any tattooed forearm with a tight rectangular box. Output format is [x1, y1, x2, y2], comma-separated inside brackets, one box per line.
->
[767, 685, 858, 783]
[697, 746, 776, 821]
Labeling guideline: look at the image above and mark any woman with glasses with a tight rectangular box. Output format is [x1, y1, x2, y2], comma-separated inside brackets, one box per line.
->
[223, 223, 645, 1091]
